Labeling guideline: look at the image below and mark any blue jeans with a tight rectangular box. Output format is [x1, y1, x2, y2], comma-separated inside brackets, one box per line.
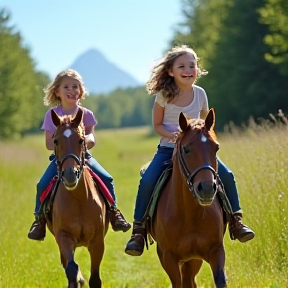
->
[217, 157, 241, 212]
[133, 146, 241, 221]
[34, 153, 116, 216]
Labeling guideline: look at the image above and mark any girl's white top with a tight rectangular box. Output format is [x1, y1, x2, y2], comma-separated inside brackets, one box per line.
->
[155, 84, 209, 148]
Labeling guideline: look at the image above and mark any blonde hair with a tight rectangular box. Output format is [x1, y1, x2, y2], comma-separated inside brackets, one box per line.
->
[146, 45, 208, 101]
[43, 69, 87, 106]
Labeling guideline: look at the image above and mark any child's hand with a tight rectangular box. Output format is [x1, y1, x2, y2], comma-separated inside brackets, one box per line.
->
[168, 131, 179, 144]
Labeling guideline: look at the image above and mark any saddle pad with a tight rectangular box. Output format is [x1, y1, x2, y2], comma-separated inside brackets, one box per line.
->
[87, 168, 115, 206]
[40, 176, 58, 204]
[147, 166, 173, 219]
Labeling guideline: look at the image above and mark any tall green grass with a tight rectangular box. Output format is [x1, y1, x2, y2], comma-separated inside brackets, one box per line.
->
[0, 124, 287, 288]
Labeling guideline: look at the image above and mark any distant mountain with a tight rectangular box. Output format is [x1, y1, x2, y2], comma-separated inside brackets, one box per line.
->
[70, 49, 140, 95]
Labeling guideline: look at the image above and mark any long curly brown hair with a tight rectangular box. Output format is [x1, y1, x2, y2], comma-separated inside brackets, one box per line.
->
[146, 45, 207, 101]
[43, 69, 87, 106]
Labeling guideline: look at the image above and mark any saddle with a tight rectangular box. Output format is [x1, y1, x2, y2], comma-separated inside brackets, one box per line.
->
[39, 167, 115, 221]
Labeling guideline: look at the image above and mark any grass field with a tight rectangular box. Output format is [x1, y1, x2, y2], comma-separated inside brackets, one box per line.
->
[0, 123, 288, 288]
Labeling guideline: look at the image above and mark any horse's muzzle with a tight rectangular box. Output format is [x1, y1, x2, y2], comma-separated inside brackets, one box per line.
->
[61, 168, 79, 190]
[193, 181, 217, 206]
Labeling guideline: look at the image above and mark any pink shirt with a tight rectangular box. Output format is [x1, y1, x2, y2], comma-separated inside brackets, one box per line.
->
[41, 105, 97, 133]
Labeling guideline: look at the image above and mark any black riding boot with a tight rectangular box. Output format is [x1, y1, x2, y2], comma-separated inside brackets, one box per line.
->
[229, 213, 255, 243]
[125, 221, 146, 256]
[109, 208, 131, 232]
[28, 215, 46, 241]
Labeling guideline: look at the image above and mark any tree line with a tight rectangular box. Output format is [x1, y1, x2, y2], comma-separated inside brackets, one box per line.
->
[0, 0, 287, 139]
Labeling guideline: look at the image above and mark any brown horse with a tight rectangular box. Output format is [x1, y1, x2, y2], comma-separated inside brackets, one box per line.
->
[46, 108, 108, 288]
[150, 109, 228, 288]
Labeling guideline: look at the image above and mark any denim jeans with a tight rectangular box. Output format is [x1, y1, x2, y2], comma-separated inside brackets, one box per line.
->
[217, 157, 241, 212]
[133, 146, 241, 221]
[34, 153, 116, 216]
[134, 146, 173, 221]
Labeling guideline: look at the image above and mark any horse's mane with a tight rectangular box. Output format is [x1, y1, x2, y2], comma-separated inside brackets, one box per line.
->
[185, 118, 218, 142]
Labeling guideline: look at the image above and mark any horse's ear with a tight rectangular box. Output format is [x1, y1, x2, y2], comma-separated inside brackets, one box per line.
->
[205, 108, 215, 131]
[179, 112, 189, 131]
[51, 109, 61, 127]
[73, 108, 84, 126]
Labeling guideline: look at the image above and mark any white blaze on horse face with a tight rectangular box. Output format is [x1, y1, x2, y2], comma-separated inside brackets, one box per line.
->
[201, 134, 207, 143]
[63, 129, 72, 138]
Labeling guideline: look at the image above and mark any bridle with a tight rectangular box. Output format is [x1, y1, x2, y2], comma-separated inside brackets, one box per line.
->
[176, 131, 223, 202]
[53, 125, 87, 186]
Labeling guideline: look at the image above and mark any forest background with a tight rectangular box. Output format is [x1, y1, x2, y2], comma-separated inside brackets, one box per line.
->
[0, 0, 287, 139]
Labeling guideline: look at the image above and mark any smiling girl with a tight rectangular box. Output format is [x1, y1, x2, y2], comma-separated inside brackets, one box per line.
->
[125, 45, 254, 256]
[28, 69, 131, 241]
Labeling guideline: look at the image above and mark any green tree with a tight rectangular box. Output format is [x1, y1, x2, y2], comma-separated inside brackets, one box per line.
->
[258, 0, 288, 77]
[0, 9, 48, 138]
[84, 87, 151, 129]
[172, 0, 230, 70]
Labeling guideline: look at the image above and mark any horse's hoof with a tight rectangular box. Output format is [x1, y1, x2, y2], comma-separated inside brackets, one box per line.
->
[77, 270, 85, 286]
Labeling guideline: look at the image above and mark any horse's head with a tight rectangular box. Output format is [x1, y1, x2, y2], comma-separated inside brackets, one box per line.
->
[52, 108, 86, 190]
[175, 108, 220, 206]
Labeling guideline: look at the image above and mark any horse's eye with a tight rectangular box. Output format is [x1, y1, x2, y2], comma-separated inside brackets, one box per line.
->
[54, 139, 58, 145]
[79, 139, 84, 144]
[182, 145, 189, 154]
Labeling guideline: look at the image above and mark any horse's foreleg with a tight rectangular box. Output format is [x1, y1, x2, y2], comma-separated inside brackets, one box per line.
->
[180, 259, 203, 288]
[56, 232, 80, 288]
[157, 246, 182, 288]
[88, 239, 105, 288]
[60, 251, 66, 269]
[208, 245, 227, 288]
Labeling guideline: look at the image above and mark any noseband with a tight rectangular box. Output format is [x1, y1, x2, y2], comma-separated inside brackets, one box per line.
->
[57, 152, 84, 180]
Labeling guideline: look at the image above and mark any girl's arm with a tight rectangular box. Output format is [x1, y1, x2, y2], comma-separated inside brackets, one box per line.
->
[84, 125, 95, 149]
[153, 102, 176, 142]
[45, 131, 55, 151]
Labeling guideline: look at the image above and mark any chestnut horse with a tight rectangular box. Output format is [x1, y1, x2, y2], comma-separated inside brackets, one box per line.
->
[150, 109, 228, 288]
[46, 108, 108, 288]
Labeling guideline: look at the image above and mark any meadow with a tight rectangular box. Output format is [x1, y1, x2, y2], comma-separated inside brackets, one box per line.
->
[0, 122, 288, 288]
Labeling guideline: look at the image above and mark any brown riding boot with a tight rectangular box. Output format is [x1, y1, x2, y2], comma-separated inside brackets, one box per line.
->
[125, 221, 146, 256]
[28, 215, 46, 241]
[109, 208, 131, 232]
[229, 212, 255, 243]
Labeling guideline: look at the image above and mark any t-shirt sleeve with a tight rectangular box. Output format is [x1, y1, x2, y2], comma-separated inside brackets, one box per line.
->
[41, 108, 56, 132]
[155, 91, 166, 107]
[83, 108, 97, 127]
[201, 89, 209, 112]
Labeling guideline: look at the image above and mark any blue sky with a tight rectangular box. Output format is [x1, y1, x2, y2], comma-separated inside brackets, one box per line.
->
[1, 0, 183, 84]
